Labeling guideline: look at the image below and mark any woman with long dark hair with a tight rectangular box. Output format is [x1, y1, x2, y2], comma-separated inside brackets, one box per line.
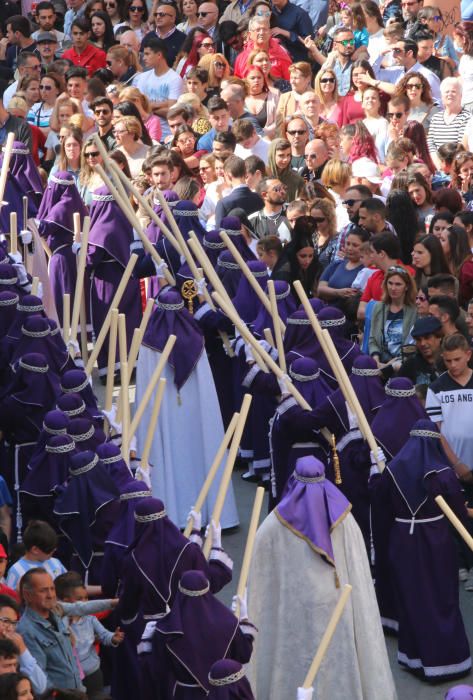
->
[394, 72, 439, 131]
[407, 170, 435, 229]
[439, 224, 471, 277]
[403, 121, 436, 174]
[386, 189, 420, 265]
[124, 0, 149, 41]
[338, 59, 377, 126]
[90, 10, 117, 50]
[272, 216, 321, 298]
[412, 234, 450, 288]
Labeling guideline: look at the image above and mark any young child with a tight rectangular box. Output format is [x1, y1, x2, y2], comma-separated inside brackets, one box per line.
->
[55, 572, 124, 700]
[256, 235, 283, 274]
[6, 521, 66, 591]
[351, 241, 376, 292]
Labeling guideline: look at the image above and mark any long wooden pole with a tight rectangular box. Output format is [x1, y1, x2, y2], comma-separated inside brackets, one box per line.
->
[267, 279, 287, 373]
[120, 360, 130, 464]
[62, 293, 70, 342]
[85, 254, 138, 375]
[9, 212, 17, 255]
[31, 277, 39, 295]
[128, 334, 176, 441]
[302, 585, 352, 688]
[0, 132, 15, 207]
[435, 496, 473, 551]
[203, 394, 253, 559]
[234, 486, 265, 618]
[105, 308, 119, 413]
[140, 377, 167, 469]
[184, 412, 240, 538]
[70, 215, 90, 355]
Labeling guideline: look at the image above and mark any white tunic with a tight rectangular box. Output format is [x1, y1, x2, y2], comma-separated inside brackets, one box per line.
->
[135, 345, 239, 530]
[247, 511, 397, 700]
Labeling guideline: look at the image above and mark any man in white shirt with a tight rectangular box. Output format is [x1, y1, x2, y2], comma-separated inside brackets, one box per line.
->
[133, 36, 184, 139]
[371, 37, 441, 104]
[32, 2, 67, 50]
[2, 51, 41, 110]
[233, 119, 270, 161]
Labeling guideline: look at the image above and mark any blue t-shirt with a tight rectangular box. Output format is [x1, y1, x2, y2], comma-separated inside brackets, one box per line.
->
[320, 260, 363, 289]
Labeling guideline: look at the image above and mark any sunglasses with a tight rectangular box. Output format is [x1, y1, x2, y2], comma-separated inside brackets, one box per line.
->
[40, 84, 53, 90]
[305, 153, 317, 159]
[320, 77, 335, 84]
[129, 4, 144, 10]
[287, 129, 307, 136]
[214, 61, 225, 68]
[200, 41, 214, 47]
[312, 217, 326, 224]
[197, 10, 214, 16]
[387, 111, 404, 119]
[416, 295, 427, 301]
[393, 47, 405, 54]
[105, 2, 116, 6]
[85, 151, 100, 158]
[343, 199, 363, 206]
[155, 10, 173, 16]
[336, 38, 355, 46]
[432, 15, 442, 20]
[406, 82, 422, 89]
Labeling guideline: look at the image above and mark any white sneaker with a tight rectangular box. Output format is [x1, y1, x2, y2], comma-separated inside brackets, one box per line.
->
[464, 571, 473, 591]
[459, 568, 469, 582]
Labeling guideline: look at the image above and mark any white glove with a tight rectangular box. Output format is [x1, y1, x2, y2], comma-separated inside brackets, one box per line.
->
[195, 277, 206, 295]
[12, 263, 28, 286]
[36, 282, 43, 299]
[297, 688, 314, 700]
[9, 250, 22, 264]
[102, 406, 122, 433]
[187, 508, 202, 532]
[20, 230, 32, 245]
[153, 260, 168, 279]
[277, 373, 290, 396]
[257, 339, 273, 354]
[136, 465, 152, 488]
[370, 448, 386, 467]
[67, 338, 80, 356]
[72, 242, 81, 255]
[245, 343, 255, 364]
[205, 519, 222, 549]
[346, 403, 359, 430]
[231, 592, 248, 620]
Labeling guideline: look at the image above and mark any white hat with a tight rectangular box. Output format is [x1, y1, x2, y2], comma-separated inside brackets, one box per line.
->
[351, 157, 382, 184]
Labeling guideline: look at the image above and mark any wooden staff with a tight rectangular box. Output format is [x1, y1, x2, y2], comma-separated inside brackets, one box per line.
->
[267, 279, 287, 374]
[85, 253, 138, 375]
[435, 496, 473, 551]
[105, 308, 119, 413]
[294, 281, 385, 472]
[94, 163, 176, 287]
[9, 212, 17, 255]
[31, 277, 39, 295]
[220, 231, 285, 334]
[302, 584, 352, 689]
[128, 334, 176, 442]
[263, 328, 275, 348]
[120, 360, 130, 463]
[79, 295, 89, 363]
[188, 233, 233, 307]
[118, 313, 127, 367]
[22, 196, 28, 233]
[140, 377, 167, 470]
[70, 215, 90, 356]
[234, 486, 265, 618]
[184, 412, 240, 538]
[0, 132, 15, 208]
[62, 293, 70, 342]
[203, 393, 253, 559]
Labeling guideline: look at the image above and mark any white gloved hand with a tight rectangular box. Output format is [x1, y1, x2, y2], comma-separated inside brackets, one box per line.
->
[257, 339, 272, 354]
[36, 282, 43, 298]
[187, 508, 202, 532]
[231, 592, 248, 620]
[136, 465, 152, 488]
[102, 406, 122, 433]
[245, 343, 255, 364]
[297, 688, 314, 700]
[12, 263, 29, 286]
[205, 519, 222, 549]
[153, 260, 168, 279]
[346, 403, 359, 430]
[67, 338, 80, 356]
[195, 277, 207, 296]
[20, 230, 32, 246]
[277, 373, 290, 396]
[9, 250, 22, 264]
[72, 242, 81, 255]
[370, 448, 386, 467]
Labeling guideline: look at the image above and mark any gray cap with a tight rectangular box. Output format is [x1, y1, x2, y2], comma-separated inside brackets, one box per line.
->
[36, 31, 58, 44]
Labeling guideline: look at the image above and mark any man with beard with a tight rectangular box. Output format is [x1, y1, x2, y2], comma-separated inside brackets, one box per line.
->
[248, 178, 291, 241]
[92, 96, 116, 151]
[306, 27, 357, 96]
[398, 316, 444, 386]
[335, 185, 372, 258]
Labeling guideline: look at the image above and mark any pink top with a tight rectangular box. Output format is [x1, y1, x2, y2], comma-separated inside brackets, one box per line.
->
[337, 92, 364, 127]
[145, 113, 162, 143]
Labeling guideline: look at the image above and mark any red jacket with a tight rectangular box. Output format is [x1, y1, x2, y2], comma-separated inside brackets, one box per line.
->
[234, 38, 291, 80]
[62, 44, 107, 77]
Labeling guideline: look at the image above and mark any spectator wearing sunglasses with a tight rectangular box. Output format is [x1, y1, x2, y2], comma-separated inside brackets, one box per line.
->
[196, 1, 222, 50]
[418, 6, 458, 71]
[305, 27, 356, 97]
[125, 0, 149, 41]
[314, 68, 342, 123]
[140, 2, 186, 67]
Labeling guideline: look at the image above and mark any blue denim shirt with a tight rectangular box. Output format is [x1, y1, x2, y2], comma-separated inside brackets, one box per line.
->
[17, 607, 84, 691]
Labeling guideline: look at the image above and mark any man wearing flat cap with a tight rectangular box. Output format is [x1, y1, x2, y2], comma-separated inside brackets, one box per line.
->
[397, 316, 445, 387]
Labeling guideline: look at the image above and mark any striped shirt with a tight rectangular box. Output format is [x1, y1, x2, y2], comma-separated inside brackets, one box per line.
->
[6, 556, 66, 591]
[427, 109, 471, 155]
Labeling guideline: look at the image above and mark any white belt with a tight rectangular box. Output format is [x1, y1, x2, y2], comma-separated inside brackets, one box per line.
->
[292, 442, 320, 448]
[395, 514, 444, 535]
[336, 429, 363, 452]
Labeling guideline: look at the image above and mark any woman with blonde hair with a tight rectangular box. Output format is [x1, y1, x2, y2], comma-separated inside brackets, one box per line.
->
[106, 44, 141, 86]
[79, 136, 105, 205]
[44, 98, 80, 162]
[198, 53, 231, 95]
[314, 68, 342, 124]
[113, 115, 148, 176]
[18, 75, 40, 111]
[276, 61, 312, 135]
[118, 85, 162, 142]
[177, 92, 211, 135]
[320, 159, 351, 228]
[49, 125, 83, 186]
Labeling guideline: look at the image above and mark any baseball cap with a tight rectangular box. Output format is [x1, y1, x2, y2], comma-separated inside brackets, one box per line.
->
[411, 316, 442, 338]
[351, 157, 382, 184]
[36, 31, 58, 43]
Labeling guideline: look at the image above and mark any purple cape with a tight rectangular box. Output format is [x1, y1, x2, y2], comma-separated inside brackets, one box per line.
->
[146, 189, 180, 244]
[154, 570, 239, 692]
[203, 230, 226, 268]
[143, 288, 204, 390]
[387, 419, 452, 513]
[298, 298, 325, 313]
[0, 263, 24, 298]
[288, 356, 332, 406]
[283, 309, 318, 357]
[104, 480, 153, 548]
[67, 417, 106, 452]
[97, 442, 134, 490]
[56, 392, 95, 422]
[53, 450, 120, 568]
[445, 687, 473, 700]
[27, 409, 69, 461]
[317, 306, 361, 375]
[253, 280, 296, 337]
[0, 291, 19, 338]
[88, 186, 134, 268]
[21, 434, 77, 497]
[220, 217, 256, 262]
[276, 455, 351, 567]
[217, 250, 243, 298]
[6, 294, 45, 340]
[233, 260, 268, 324]
[326, 355, 385, 431]
[6, 352, 60, 409]
[37, 171, 88, 246]
[155, 237, 182, 281]
[10, 316, 71, 375]
[60, 369, 100, 413]
[371, 377, 428, 458]
[173, 200, 208, 242]
[0, 141, 43, 229]
[208, 659, 255, 699]
[129, 497, 192, 602]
